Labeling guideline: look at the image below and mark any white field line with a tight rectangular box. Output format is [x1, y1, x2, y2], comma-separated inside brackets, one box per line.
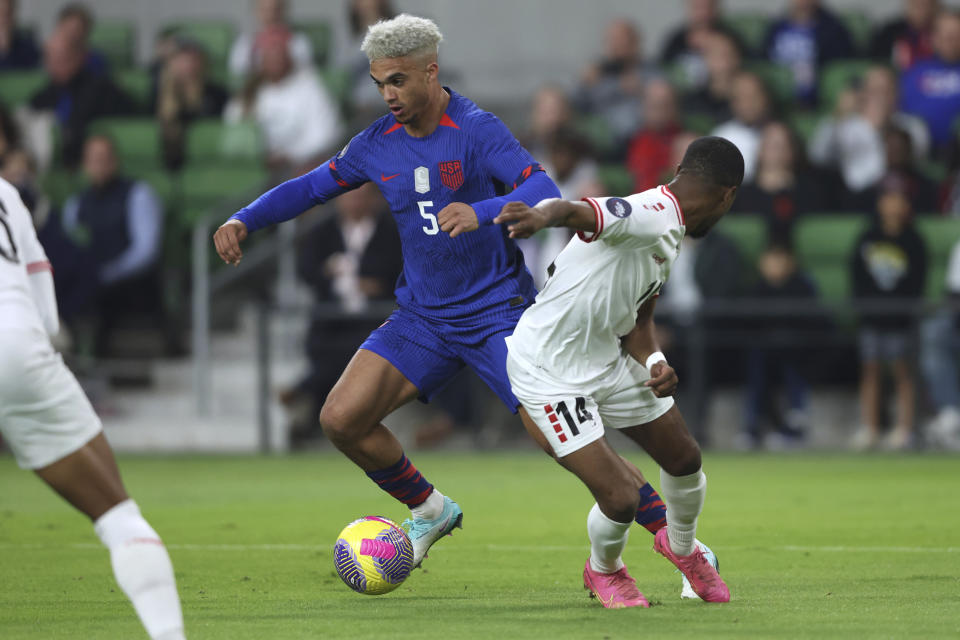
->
[0, 543, 957, 553]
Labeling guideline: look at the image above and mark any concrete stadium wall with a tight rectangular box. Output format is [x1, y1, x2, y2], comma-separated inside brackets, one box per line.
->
[20, 0, 931, 102]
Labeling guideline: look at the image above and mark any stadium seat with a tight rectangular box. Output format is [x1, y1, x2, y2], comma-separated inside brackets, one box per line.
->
[722, 12, 769, 54]
[90, 20, 136, 69]
[718, 214, 766, 267]
[179, 165, 268, 225]
[839, 10, 871, 54]
[916, 218, 960, 299]
[319, 67, 352, 111]
[682, 113, 717, 136]
[795, 215, 869, 303]
[297, 21, 332, 67]
[185, 119, 265, 166]
[746, 61, 795, 105]
[39, 169, 84, 209]
[788, 111, 820, 145]
[597, 165, 632, 197]
[0, 70, 46, 108]
[574, 115, 616, 159]
[115, 68, 153, 110]
[165, 21, 235, 74]
[818, 59, 873, 112]
[89, 117, 162, 174]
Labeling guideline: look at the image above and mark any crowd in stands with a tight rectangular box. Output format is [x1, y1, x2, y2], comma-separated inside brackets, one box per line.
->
[1, 0, 959, 451]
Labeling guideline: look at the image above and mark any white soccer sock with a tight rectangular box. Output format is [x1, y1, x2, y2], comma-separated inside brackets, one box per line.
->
[94, 500, 186, 640]
[660, 468, 707, 556]
[410, 488, 445, 521]
[587, 503, 632, 574]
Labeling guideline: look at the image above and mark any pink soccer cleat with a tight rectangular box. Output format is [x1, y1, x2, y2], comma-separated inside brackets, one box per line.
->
[582, 560, 650, 609]
[653, 527, 730, 603]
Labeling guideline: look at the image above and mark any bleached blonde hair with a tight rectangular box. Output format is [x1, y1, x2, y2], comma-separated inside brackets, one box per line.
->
[360, 13, 443, 62]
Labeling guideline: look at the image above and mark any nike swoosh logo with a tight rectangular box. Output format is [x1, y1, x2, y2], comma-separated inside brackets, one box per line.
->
[381, 173, 400, 182]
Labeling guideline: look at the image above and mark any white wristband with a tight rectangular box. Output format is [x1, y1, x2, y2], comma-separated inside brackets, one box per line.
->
[645, 351, 666, 370]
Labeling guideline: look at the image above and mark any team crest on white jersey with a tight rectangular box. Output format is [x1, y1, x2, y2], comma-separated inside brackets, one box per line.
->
[605, 197, 632, 218]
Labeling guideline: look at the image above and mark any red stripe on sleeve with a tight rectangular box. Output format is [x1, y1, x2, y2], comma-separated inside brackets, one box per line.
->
[577, 197, 604, 243]
[26, 260, 52, 274]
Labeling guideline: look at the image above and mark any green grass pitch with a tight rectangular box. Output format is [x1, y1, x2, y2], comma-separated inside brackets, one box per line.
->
[1, 452, 959, 639]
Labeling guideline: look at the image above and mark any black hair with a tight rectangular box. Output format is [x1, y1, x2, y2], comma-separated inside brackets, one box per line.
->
[57, 3, 93, 33]
[679, 135, 744, 188]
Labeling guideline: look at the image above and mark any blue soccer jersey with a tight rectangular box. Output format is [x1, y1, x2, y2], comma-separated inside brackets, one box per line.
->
[232, 88, 559, 323]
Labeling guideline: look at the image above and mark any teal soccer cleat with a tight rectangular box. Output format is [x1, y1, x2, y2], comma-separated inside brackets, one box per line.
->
[402, 496, 463, 568]
[680, 539, 720, 600]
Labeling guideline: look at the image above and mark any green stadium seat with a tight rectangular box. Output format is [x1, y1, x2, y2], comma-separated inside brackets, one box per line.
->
[0, 70, 46, 108]
[90, 21, 136, 69]
[818, 59, 874, 112]
[682, 113, 717, 136]
[916, 218, 960, 299]
[795, 215, 869, 303]
[89, 117, 162, 173]
[115, 68, 153, 110]
[789, 111, 820, 145]
[596, 165, 632, 197]
[165, 22, 235, 73]
[722, 12, 768, 53]
[319, 67, 352, 111]
[185, 119, 264, 165]
[839, 10, 871, 54]
[746, 61, 795, 104]
[180, 165, 268, 224]
[718, 214, 766, 266]
[40, 169, 84, 209]
[298, 21, 332, 67]
[574, 115, 615, 159]
[136, 169, 179, 211]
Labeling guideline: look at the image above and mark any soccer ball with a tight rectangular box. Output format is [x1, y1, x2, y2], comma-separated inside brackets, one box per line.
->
[333, 516, 414, 595]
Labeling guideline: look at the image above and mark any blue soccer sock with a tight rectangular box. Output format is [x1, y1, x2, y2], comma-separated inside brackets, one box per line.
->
[636, 482, 668, 534]
[366, 453, 435, 508]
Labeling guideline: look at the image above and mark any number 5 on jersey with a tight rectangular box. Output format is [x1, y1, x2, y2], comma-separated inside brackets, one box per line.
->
[418, 201, 438, 235]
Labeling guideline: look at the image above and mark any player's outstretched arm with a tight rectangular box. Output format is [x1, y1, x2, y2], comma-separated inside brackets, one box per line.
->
[494, 199, 598, 239]
[213, 219, 248, 266]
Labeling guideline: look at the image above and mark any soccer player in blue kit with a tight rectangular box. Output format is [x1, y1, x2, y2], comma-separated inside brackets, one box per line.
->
[213, 14, 681, 573]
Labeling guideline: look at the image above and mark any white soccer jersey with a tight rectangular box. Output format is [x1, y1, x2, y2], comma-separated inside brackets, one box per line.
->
[0, 178, 51, 333]
[507, 186, 685, 386]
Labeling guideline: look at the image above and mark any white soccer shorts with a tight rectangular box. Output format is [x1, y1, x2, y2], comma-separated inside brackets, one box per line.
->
[0, 329, 103, 469]
[506, 350, 674, 458]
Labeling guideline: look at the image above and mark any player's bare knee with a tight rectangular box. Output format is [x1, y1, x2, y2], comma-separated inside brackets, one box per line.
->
[663, 442, 702, 478]
[598, 486, 640, 523]
[318, 400, 361, 444]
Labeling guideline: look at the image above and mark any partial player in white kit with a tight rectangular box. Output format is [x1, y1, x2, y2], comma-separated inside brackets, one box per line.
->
[495, 136, 744, 608]
[0, 178, 186, 640]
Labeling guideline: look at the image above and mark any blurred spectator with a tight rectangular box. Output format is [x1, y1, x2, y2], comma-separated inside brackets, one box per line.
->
[850, 178, 928, 450]
[282, 183, 401, 446]
[682, 30, 743, 124]
[574, 19, 652, 155]
[870, 0, 939, 71]
[660, 0, 746, 89]
[874, 126, 938, 213]
[520, 127, 603, 288]
[900, 10, 960, 159]
[920, 238, 960, 450]
[229, 0, 313, 78]
[53, 3, 108, 76]
[809, 81, 886, 205]
[225, 26, 342, 177]
[732, 121, 825, 243]
[0, 0, 39, 69]
[53, 135, 165, 355]
[335, 0, 396, 127]
[711, 71, 773, 182]
[0, 101, 20, 158]
[741, 243, 821, 450]
[154, 41, 228, 171]
[763, 0, 855, 105]
[0, 147, 46, 224]
[861, 65, 931, 160]
[28, 31, 136, 168]
[626, 78, 684, 192]
[523, 85, 574, 160]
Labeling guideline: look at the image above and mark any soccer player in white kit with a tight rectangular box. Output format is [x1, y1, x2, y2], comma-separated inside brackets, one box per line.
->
[495, 137, 743, 607]
[0, 178, 186, 639]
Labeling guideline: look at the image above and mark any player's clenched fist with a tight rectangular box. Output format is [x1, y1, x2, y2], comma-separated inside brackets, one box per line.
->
[213, 219, 248, 266]
[494, 201, 549, 239]
[644, 361, 679, 398]
[438, 202, 479, 238]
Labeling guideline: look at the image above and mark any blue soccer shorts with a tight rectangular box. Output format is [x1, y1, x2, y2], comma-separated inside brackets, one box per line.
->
[359, 307, 521, 412]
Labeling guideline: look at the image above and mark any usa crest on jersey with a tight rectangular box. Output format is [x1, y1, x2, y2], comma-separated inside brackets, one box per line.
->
[438, 160, 464, 191]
